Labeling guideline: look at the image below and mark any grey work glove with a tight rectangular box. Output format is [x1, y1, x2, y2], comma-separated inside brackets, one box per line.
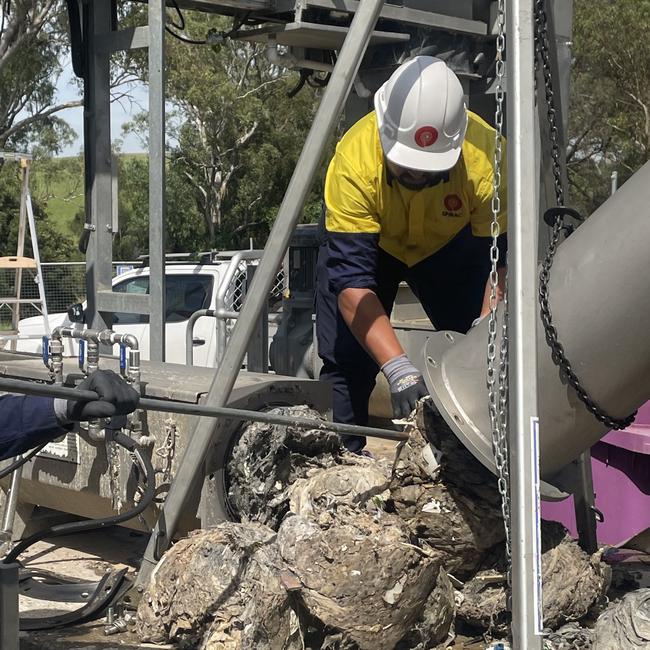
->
[54, 369, 140, 423]
[381, 354, 429, 419]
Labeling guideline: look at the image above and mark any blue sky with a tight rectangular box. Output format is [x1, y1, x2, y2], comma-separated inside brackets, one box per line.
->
[57, 57, 147, 157]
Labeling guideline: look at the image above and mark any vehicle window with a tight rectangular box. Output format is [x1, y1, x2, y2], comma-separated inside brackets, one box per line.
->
[111, 274, 213, 325]
[165, 275, 213, 323]
[113, 276, 149, 325]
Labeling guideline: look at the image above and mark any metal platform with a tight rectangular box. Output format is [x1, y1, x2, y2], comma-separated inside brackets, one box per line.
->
[237, 20, 409, 49]
[0, 351, 331, 537]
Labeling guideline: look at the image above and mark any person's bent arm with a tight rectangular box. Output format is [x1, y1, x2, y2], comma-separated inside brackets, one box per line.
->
[338, 287, 428, 418]
[338, 287, 404, 366]
[0, 370, 139, 462]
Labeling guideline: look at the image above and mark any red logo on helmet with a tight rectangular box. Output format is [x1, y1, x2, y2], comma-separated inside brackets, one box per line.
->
[444, 194, 463, 212]
[414, 126, 438, 148]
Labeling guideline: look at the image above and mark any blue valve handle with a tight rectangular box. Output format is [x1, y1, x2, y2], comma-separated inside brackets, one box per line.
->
[78, 339, 86, 370]
[119, 344, 127, 373]
[41, 336, 49, 366]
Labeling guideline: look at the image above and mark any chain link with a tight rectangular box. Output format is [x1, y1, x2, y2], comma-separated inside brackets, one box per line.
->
[155, 418, 178, 484]
[534, 0, 636, 431]
[487, 0, 512, 583]
[107, 439, 123, 513]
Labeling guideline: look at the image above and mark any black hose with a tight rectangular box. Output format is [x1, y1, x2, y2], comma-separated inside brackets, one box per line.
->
[0, 444, 47, 480]
[3, 431, 156, 565]
[65, 0, 85, 79]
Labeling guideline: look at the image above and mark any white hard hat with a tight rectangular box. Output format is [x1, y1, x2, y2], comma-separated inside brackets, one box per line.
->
[374, 56, 468, 172]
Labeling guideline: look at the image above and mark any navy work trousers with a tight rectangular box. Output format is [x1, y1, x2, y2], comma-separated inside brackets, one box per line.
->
[316, 225, 499, 451]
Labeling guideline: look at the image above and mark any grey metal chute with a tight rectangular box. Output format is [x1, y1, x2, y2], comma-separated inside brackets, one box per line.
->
[422, 159, 650, 481]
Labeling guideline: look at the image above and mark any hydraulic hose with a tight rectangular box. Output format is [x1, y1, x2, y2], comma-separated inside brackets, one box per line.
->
[0, 444, 47, 481]
[2, 431, 155, 565]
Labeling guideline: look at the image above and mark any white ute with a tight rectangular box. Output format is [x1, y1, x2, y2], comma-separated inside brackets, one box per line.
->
[12, 262, 238, 367]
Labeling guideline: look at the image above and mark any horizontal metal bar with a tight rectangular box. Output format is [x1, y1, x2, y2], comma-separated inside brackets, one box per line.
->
[302, 0, 487, 35]
[0, 299, 43, 305]
[0, 377, 408, 443]
[0, 151, 32, 161]
[176, 0, 271, 13]
[96, 291, 150, 314]
[95, 26, 149, 53]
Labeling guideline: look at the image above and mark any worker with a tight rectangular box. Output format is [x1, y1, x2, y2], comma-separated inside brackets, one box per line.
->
[316, 56, 507, 452]
[0, 370, 139, 461]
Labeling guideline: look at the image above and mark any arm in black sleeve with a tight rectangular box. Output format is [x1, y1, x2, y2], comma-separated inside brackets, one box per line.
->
[0, 395, 65, 461]
[326, 231, 380, 295]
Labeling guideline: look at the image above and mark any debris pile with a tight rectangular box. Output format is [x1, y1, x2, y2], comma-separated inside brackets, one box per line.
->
[390, 407, 506, 578]
[137, 523, 301, 649]
[226, 405, 347, 528]
[458, 520, 609, 633]
[137, 400, 618, 648]
[593, 588, 650, 649]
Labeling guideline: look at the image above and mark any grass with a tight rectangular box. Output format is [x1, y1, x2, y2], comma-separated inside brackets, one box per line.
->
[31, 157, 84, 238]
[30, 154, 146, 238]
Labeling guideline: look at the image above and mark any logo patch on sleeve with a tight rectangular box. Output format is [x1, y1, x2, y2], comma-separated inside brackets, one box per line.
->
[444, 194, 463, 212]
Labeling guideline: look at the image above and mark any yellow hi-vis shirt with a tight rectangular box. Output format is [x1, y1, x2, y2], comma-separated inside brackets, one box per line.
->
[324, 110, 507, 269]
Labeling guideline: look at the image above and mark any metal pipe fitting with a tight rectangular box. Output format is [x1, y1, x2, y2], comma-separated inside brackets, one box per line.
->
[52, 327, 106, 440]
[49, 337, 64, 385]
[215, 253, 243, 364]
[86, 340, 99, 374]
[97, 329, 145, 441]
[186, 309, 216, 365]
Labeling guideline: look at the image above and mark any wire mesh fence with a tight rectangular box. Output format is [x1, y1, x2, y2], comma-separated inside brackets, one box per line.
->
[0, 262, 138, 327]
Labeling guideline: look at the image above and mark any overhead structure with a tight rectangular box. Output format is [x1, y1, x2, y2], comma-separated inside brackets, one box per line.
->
[1, 1, 607, 647]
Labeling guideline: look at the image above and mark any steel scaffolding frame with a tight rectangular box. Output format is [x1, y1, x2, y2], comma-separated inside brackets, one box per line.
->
[11, 0, 579, 645]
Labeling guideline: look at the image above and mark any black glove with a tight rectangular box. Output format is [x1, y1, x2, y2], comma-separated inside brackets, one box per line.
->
[381, 354, 429, 419]
[64, 369, 140, 421]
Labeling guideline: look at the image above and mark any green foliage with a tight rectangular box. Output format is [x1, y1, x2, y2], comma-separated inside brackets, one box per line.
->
[0, 4, 77, 154]
[123, 12, 327, 250]
[110, 155, 209, 259]
[0, 162, 77, 261]
[30, 155, 84, 238]
[569, 0, 650, 214]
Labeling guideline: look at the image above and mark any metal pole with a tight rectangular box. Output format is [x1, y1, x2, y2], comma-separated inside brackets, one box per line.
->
[573, 451, 598, 553]
[508, 0, 543, 645]
[148, 0, 166, 361]
[11, 162, 28, 340]
[0, 377, 408, 443]
[25, 182, 50, 335]
[1, 463, 23, 536]
[0, 562, 19, 650]
[85, 1, 114, 334]
[134, 0, 385, 589]
[610, 170, 618, 195]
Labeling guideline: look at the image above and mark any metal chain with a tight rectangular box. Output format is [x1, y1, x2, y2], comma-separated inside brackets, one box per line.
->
[534, 0, 636, 431]
[107, 440, 123, 513]
[487, 0, 512, 582]
[155, 418, 178, 483]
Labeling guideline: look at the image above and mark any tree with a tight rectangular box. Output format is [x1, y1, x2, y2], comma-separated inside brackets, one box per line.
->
[568, 0, 650, 214]
[0, 0, 80, 154]
[107, 155, 208, 260]
[123, 11, 325, 250]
